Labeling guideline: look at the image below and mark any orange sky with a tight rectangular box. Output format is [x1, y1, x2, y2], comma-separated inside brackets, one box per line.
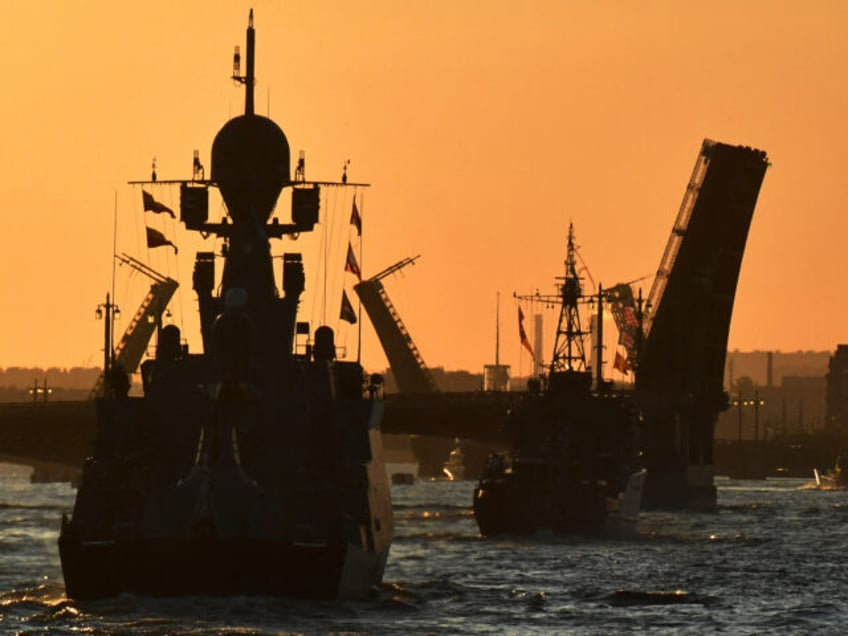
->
[1, 1, 847, 377]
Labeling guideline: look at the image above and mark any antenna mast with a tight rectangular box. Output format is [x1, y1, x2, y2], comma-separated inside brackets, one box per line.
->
[495, 291, 501, 365]
[231, 9, 256, 115]
[515, 223, 589, 376]
[551, 224, 589, 373]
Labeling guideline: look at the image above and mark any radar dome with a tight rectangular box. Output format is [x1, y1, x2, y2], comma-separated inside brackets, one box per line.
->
[211, 114, 290, 223]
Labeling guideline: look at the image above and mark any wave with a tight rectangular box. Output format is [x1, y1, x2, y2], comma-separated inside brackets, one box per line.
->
[605, 589, 710, 606]
[393, 508, 474, 523]
[394, 530, 480, 542]
[391, 502, 471, 512]
[0, 502, 68, 512]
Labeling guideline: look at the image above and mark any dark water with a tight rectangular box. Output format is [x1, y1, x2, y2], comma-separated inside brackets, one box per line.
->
[1, 462, 846, 635]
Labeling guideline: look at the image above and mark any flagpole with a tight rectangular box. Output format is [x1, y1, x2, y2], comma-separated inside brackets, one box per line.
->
[111, 190, 118, 301]
[323, 195, 328, 325]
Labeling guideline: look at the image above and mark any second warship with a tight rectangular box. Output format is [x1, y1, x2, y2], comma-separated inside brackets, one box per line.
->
[473, 225, 645, 536]
[59, 11, 393, 599]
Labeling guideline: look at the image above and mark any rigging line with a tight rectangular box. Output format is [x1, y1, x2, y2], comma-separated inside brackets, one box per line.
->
[573, 246, 595, 288]
[111, 191, 118, 307]
[356, 189, 365, 274]
[326, 188, 338, 326]
[124, 186, 150, 334]
[175, 254, 192, 334]
[618, 273, 653, 287]
[323, 187, 337, 327]
[309, 196, 328, 331]
[131, 185, 144, 273]
[333, 189, 360, 359]
[321, 191, 332, 325]
[165, 186, 178, 280]
[173, 240, 185, 334]
[213, 194, 226, 296]
[327, 186, 348, 325]
[322, 186, 335, 325]
[117, 266, 140, 346]
[109, 191, 119, 366]
[355, 189, 363, 364]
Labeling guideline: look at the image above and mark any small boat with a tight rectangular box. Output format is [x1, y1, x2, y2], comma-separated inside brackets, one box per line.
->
[811, 456, 848, 490]
[59, 11, 392, 600]
[473, 225, 645, 536]
[442, 444, 465, 481]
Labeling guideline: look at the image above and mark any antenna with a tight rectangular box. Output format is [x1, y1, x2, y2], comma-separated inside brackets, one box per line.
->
[192, 150, 205, 181]
[232, 45, 241, 79]
[295, 151, 306, 182]
[230, 9, 255, 115]
[245, 9, 255, 115]
[495, 291, 500, 365]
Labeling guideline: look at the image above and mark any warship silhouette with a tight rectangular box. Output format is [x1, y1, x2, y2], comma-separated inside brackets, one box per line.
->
[59, 11, 393, 599]
[474, 139, 771, 523]
[473, 225, 645, 536]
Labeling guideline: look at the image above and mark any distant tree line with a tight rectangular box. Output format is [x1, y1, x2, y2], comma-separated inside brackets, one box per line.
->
[382, 367, 485, 393]
[0, 367, 101, 402]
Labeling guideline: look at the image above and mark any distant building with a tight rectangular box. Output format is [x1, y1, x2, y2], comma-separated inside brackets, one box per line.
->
[724, 350, 831, 388]
[715, 375, 826, 441]
[382, 367, 484, 393]
[483, 364, 510, 392]
[782, 376, 826, 433]
[826, 345, 848, 430]
[716, 350, 831, 440]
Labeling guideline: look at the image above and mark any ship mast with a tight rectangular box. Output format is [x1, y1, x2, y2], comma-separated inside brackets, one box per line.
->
[550, 223, 589, 375]
[514, 223, 591, 378]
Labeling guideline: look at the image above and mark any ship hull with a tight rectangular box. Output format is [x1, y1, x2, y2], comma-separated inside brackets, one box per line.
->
[59, 379, 394, 601]
[472, 371, 645, 538]
[473, 479, 607, 536]
[59, 531, 389, 601]
[473, 468, 645, 537]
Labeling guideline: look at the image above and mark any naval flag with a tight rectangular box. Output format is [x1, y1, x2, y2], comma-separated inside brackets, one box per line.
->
[614, 351, 631, 374]
[340, 290, 357, 324]
[344, 243, 361, 281]
[142, 190, 176, 218]
[146, 226, 178, 254]
[350, 198, 362, 236]
[518, 306, 534, 360]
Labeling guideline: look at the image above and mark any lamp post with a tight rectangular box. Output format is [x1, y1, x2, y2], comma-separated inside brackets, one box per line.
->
[732, 390, 767, 442]
[735, 391, 743, 441]
[753, 389, 765, 442]
[28, 378, 52, 403]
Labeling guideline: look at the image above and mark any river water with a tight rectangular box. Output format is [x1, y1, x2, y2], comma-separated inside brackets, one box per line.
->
[0, 462, 845, 634]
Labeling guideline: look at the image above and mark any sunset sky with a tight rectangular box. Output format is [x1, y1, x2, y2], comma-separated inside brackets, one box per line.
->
[1, 1, 846, 378]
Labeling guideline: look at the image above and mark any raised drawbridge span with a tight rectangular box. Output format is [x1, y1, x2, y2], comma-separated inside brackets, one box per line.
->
[635, 139, 769, 509]
[354, 256, 438, 394]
